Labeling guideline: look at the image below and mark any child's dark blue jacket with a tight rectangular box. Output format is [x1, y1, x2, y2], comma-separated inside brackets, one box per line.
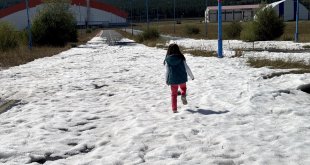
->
[165, 55, 194, 85]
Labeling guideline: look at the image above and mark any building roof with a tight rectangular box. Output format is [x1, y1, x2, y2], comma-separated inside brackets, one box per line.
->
[207, 4, 261, 11]
[266, 0, 286, 8]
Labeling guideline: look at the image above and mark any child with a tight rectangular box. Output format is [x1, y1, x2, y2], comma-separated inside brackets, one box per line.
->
[164, 44, 194, 113]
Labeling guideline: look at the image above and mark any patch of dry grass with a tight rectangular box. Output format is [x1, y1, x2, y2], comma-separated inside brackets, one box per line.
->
[0, 45, 69, 68]
[183, 49, 217, 57]
[232, 49, 244, 58]
[247, 57, 310, 78]
[262, 70, 310, 79]
[247, 57, 310, 70]
[281, 21, 310, 42]
[135, 20, 310, 42]
[0, 29, 100, 68]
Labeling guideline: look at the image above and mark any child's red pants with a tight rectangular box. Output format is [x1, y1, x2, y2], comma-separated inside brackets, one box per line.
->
[170, 83, 187, 111]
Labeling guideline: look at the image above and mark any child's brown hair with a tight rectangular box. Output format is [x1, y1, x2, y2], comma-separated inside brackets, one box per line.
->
[164, 44, 185, 65]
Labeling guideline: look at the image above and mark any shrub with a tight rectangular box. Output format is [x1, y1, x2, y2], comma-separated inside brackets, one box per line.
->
[31, 0, 77, 46]
[0, 22, 18, 51]
[242, 6, 285, 41]
[86, 28, 92, 33]
[255, 6, 285, 40]
[136, 28, 160, 42]
[224, 21, 242, 39]
[18, 30, 29, 45]
[240, 22, 258, 42]
[184, 25, 200, 35]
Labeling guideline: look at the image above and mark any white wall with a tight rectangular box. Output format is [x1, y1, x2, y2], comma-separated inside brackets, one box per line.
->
[284, 0, 294, 21]
[206, 9, 255, 22]
[88, 8, 126, 25]
[0, 5, 39, 30]
[275, 0, 309, 21]
[70, 5, 88, 25]
[299, 3, 309, 20]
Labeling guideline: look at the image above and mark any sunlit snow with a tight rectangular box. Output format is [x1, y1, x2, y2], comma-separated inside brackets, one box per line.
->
[0, 34, 309, 165]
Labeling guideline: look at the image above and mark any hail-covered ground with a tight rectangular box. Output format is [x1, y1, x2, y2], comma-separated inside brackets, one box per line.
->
[0, 32, 310, 165]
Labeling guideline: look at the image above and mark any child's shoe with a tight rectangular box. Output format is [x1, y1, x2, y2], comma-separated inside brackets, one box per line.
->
[181, 95, 187, 105]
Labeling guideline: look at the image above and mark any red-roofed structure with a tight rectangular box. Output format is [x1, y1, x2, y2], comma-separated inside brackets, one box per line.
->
[0, 0, 128, 30]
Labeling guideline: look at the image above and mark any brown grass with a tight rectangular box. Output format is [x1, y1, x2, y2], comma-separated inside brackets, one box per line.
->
[262, 70, 310, 79]
[280, 21, 310, 42]
[0, 29, 100, 68]
[247, 57, 310, 77]
[183, 49, 217, 57]
[232, 49, 244, 58]
[135, 20, 310, 42]
[247, 57, 310, 70]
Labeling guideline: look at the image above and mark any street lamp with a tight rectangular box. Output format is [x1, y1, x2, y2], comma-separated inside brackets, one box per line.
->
[25, 0, 32, 50]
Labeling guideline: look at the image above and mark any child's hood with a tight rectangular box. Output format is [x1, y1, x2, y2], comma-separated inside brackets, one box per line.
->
[165, 55, 183, 66]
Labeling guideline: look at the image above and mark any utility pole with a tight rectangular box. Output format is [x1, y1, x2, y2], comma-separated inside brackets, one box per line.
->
[173, 0, 175, 33]
[295, 0, 299, 42]
[205, 0, 208, 37]
[86, 0, 90, 29]
[78, 2, 82, 34]
[218, 0, 223, 58]
[131, 0, 133, 35]
[25, 0, 32, 50]
[145, 0, 149, 30]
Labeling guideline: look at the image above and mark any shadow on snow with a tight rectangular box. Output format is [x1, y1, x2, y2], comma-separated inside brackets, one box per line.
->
[186, 109, 229, 115]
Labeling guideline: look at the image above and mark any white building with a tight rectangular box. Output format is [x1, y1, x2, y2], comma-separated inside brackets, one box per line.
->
[205, 4, 261, 22]
[0, 0, 128, 30]
[264, 0, 309, 21]
[205, 0, 309, 22]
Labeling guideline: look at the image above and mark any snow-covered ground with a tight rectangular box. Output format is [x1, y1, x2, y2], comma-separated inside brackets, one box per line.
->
[0, 34, 310, 165]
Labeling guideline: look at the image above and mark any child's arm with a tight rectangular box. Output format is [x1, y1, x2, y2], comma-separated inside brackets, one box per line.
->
[165, 64, 169, 84]
[184, 61, 194, 80]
